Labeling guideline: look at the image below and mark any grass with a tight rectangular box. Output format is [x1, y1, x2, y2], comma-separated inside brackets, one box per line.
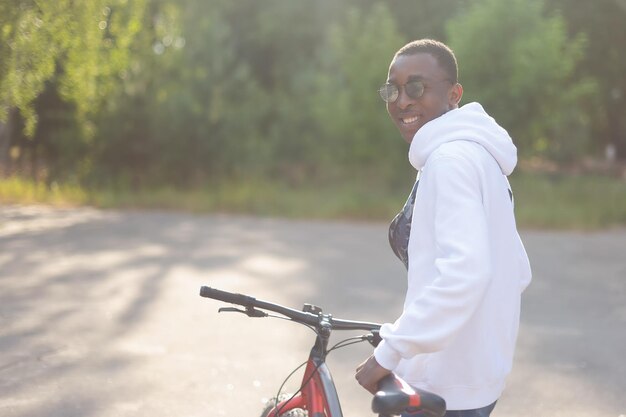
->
[0, 177, 89, 206]
[0, 177, 403, 221]
[2, 173, 626, 229]
[510, 172, 626, 229]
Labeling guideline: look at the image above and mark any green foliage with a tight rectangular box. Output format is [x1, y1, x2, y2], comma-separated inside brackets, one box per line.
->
[0, 175, 88, 205]
[0, 1, 62, 134]
[385, 0, 467, 41]
[545, 0, 626, 158]
[1, 0, 624, 203]
[510, 172, 626, 229]
[0, 0, 146, 136]
[91, 1, 412, 188]
[92, 0, 271, 187]
[447, 0, 597, 161]
[312, 4, 409, 184]
[4, 172, 626, 229]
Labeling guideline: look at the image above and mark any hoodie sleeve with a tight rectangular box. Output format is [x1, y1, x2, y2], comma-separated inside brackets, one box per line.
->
[374, 153, 491, 370]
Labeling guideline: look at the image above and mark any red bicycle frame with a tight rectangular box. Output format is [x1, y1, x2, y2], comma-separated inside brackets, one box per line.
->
[265, 307, 344, 417]
[199, 286, 446, 417]
[267, 357, 340, 416]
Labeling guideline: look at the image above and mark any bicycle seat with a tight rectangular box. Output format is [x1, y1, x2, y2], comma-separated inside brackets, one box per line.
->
[372, 374, 446, 417]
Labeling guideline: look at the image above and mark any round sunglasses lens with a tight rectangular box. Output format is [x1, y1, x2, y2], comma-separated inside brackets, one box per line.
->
[379, 84, 398, 103]
[405, 81, 425, 99]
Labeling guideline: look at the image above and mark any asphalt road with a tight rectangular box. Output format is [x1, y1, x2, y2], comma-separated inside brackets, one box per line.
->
[1, 205, 625, 417]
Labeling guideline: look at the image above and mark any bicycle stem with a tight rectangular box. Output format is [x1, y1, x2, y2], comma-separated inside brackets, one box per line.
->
[311, 313, 333, 360]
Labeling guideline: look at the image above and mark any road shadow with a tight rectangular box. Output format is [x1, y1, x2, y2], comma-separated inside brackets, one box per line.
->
[1, 205, 624, 416]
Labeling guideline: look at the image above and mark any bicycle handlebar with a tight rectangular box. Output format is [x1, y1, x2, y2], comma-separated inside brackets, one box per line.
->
[199, 286, 258, 308]
[200, 286, 381, 331]
[201, 286, 446, 416]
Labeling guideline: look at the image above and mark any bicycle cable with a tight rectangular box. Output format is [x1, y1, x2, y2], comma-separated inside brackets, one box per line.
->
[272, 359, 309, 416]
[267, 314, 320, 416]
[272, 334, 371, 416]
[247, 308, 374, 415]
[327, 335, 370, 353]
[266, 313, 318, 335]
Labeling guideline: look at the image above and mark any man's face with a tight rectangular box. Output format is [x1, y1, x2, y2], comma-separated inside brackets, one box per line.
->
[385, 53, 462, 144]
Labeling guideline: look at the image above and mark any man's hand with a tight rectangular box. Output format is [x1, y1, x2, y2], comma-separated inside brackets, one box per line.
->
[355, 354, 391, 394]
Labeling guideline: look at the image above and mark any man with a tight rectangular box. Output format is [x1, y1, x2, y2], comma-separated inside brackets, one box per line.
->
[355, 39, 532, 417]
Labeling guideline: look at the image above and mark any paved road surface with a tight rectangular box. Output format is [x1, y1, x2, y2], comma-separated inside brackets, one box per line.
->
[1, 205, 625, 417]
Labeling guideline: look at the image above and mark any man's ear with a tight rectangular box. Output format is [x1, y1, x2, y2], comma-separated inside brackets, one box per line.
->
[449, 83, 463, 108]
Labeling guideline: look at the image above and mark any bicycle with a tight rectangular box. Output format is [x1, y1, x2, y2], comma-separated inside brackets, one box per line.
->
[199, 286, 446, 417]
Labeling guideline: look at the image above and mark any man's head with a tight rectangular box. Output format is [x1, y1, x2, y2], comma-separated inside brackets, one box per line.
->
[380, 39, 463, 144]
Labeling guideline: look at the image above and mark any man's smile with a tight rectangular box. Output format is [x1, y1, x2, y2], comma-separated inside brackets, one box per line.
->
[400, 115, 420, 125]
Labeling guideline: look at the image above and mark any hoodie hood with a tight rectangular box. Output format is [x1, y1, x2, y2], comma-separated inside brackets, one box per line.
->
[408, 102, 517, 175]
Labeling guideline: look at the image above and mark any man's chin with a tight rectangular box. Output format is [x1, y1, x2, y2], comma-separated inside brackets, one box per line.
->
[400, 127, 418, 144]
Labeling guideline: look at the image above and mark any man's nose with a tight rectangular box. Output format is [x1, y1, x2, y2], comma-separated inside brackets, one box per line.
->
[395, 87, 416, 110]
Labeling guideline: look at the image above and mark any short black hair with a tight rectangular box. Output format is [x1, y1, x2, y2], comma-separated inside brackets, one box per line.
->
[395, 39, 458, 84]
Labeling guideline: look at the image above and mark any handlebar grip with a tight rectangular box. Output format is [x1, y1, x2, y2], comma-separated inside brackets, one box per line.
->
[199, 286, 256, 306]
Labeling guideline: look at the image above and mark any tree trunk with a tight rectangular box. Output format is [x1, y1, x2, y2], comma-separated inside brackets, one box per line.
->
[607, 103, 626, 161]
[0, 108, 15, 177]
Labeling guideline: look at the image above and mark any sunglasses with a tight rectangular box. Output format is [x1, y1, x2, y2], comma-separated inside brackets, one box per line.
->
[378, 79, 452, 103]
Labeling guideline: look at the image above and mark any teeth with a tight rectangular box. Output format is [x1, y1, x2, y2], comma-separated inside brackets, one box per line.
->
[402, 116, 419, 124]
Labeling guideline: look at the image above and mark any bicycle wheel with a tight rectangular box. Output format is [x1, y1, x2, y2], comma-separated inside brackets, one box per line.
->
[260, 394, 307, 417]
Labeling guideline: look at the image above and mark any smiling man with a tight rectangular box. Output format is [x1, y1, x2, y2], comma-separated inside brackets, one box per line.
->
[381, 44, 462, 143]
[355, 39, 532, 417]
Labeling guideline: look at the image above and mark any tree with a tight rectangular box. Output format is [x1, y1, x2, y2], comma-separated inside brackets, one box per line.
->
[545, 0, 626, 159]
[384, 0, 468, 41]
[312, 3, 410, 185]
[91, 0, 273, 187]
[0, 0, 146, 178]
[447, 0, 597, 162]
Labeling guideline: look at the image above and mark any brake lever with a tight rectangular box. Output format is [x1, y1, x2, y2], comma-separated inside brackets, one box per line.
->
[366, 330, 382, 347]
[218, 306, 268, 318]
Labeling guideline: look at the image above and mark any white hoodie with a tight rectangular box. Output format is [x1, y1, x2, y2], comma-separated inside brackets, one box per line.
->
[374, 102, 532, 410]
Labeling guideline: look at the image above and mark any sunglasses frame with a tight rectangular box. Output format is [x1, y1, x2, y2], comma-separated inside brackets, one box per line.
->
[378, 78, 453, 103]
[379, 80, 425, 103]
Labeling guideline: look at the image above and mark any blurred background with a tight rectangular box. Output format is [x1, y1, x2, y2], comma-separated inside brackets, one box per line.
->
[2, 2, 626, 416]
[1, 0, 625, 227]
